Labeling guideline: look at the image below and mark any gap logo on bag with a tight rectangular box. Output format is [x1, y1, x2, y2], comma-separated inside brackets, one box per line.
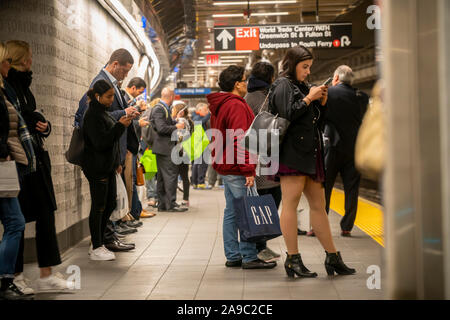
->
[250, 205, 274, 226]
[235, 187, 282, 242]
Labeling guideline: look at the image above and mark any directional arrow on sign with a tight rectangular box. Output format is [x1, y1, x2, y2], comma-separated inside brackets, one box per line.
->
[341, 36, 351, 47]
[216, 29, 234, 50]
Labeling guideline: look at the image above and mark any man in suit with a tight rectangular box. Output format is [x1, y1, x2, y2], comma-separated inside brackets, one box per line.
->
[150, 87, 187, 212]
[122, 77, 156, 219]
[76, 48, 139, 251]
[324, 65, 369, 237]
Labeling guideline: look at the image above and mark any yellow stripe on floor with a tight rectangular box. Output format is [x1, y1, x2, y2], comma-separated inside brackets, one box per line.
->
[329, 189, 384, 247]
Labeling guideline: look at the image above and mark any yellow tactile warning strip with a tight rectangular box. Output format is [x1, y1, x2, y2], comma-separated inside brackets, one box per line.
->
[329, 189, 384, 247]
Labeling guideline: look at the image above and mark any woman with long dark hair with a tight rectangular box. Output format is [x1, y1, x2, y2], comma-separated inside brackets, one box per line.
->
[82, 80, 132, 260]
[3, 40, 73, 293]
[269, 46, 356, 278]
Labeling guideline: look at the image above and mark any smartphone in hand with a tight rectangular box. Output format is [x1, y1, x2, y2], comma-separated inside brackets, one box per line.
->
[322, 77, 333, 86]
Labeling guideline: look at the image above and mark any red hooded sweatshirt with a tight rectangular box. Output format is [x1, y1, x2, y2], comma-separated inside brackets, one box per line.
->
[206, 92, 256, 177]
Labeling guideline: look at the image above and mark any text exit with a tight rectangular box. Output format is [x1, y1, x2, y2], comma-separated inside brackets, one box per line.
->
[235, 27, 259, 50]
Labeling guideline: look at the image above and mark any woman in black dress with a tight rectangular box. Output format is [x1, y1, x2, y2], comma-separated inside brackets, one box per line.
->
[269, 46, 356, 278]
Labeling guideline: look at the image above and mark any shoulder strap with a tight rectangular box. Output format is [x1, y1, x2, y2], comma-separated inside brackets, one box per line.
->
[153, 103, 169, 119]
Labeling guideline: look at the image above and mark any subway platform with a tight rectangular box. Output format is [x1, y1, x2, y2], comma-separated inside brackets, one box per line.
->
[22, 187, 385, 300]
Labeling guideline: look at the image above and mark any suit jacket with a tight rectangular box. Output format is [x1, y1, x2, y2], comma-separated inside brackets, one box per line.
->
[150, 102, 177, 156]
[324, 83, 369, 156]
[75, 70, 138, 163]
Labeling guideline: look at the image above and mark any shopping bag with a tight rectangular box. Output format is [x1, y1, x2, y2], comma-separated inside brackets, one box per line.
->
[140, 148, 157, 180]
[0, 161, 20, 198]
[234, 186, 282, 242]
[110, 173, 129, 221]
[182, 124, 209, 161]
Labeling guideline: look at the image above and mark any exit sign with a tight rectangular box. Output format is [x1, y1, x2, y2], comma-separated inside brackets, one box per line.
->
[206, 54, 219, 65]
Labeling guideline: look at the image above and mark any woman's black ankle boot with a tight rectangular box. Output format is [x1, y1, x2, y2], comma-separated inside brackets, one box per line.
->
[284, 253, 318, 278]
[324, 251, 356, 275]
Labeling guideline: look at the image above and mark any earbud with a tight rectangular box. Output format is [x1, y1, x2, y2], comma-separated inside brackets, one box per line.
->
[97, 96, 100, 102]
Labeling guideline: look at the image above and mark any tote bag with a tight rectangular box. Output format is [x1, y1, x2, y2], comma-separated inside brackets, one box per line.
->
[182, 124, 210, 161]
[234, 186, 282, 242]
[110, 173, 129, 221]
[65, 126, 84, 166]
[0, 161, 20, 198]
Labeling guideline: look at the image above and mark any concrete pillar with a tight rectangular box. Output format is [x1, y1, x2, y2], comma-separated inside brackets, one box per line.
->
[383, 0, 445, 299]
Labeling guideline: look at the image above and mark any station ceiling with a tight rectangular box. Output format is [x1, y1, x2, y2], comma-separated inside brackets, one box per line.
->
[148, 0, 369, 85]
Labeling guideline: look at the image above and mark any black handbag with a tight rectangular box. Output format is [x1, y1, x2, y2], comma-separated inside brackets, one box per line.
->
[244, 90, 290, 156]
[65, 125, 84, 166]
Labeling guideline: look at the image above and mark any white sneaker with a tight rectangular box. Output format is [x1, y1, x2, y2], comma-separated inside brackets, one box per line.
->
[36, 274, 76, 292]
[90, 246, 116, 261]
[88, 243, 93, 255]
[13, 274, 34, 295]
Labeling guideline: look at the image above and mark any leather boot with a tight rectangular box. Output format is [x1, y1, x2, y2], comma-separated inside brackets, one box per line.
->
[284, 253, 317, 278]
[324, 251, 356, 275]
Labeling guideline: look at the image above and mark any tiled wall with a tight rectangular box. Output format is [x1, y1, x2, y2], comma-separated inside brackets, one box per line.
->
[0, 0, 140, 244]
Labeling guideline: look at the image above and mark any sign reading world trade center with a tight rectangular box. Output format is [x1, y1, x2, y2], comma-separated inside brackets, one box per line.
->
[214, 23, 352, 51]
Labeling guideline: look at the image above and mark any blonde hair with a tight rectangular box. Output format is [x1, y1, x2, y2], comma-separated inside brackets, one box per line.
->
[149, 98, 161, 108]
[6, 40, 31, 72]
[195, 102, 208, 111]
[172, 103, 189, 119]
[0, 42, 8, 88]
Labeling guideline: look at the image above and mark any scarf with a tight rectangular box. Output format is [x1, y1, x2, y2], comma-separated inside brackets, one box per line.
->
[6, 68, 36, 114]
[16, 109, 36, 176]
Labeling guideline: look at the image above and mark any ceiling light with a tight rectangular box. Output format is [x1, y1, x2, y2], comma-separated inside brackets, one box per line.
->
[213, 12, 289, 18]
[204, 45, 212, 49]
[213, 1, 297, 5]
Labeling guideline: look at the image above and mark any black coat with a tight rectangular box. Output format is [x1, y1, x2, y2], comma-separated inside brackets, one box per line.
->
[82, 99, 126, 180]
[150, 102, 177, 156]
[269, 77, 325, 175]
[324, 83, 369, 156]
[5, 68, 57, 221]
[76, 70, 138, 163]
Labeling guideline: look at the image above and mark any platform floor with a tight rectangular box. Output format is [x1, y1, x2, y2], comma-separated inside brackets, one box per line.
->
[23, 187, 385, 300]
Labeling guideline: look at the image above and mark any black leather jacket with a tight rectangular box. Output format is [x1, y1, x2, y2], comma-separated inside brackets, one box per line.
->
[269, 77, 326, 175]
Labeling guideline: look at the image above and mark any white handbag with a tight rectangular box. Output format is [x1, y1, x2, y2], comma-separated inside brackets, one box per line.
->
[0, 161, 20, 198]
[110, 173, 129, 221]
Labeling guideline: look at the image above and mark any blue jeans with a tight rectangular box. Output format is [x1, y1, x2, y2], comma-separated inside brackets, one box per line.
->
[130, 154, 143, 220]
[222, 175, 258, 263]
[0, 197, 25, 278]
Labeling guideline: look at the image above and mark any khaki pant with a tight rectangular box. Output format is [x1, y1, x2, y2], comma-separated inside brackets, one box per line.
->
[124, 151, 134, 209]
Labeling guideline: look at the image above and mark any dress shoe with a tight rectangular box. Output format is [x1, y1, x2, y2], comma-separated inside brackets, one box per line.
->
[113, 232, 127, 239]
[125, 220, 143, 228]
[167, 207, 188, 212]
[242, 259, 277, 269]
[104, 240, 135, 252]
[225, 260, 242, 268]
[115, 222, 137, 235]
[140, 209, 156, 218]
[297, 228, 307, 236]
[341, 231, 352, 237]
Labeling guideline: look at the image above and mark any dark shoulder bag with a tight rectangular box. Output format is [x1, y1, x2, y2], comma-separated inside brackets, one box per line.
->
[243, 88, 290, 156]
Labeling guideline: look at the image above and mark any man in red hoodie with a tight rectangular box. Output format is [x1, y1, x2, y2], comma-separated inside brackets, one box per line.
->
[207, 65, 277, 270]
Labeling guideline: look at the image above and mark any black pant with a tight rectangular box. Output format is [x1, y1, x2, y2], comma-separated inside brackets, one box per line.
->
[192, 163, 208, 185]
[87, 173, 117, 249]
[255, 186, 282, 252]
[15, 177, 62, 272]
[178, 163, 190, 201]
[156, 154, 178, 210]
[325, 149, 361, 232]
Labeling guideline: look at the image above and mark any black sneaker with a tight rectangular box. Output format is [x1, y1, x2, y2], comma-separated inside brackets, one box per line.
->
[225, 260, 242, 268]
[297, 228, 307, 235]
[125, 220, 143, 228]
[0, 281, 34, 300]
[242, 259, 277, 269]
